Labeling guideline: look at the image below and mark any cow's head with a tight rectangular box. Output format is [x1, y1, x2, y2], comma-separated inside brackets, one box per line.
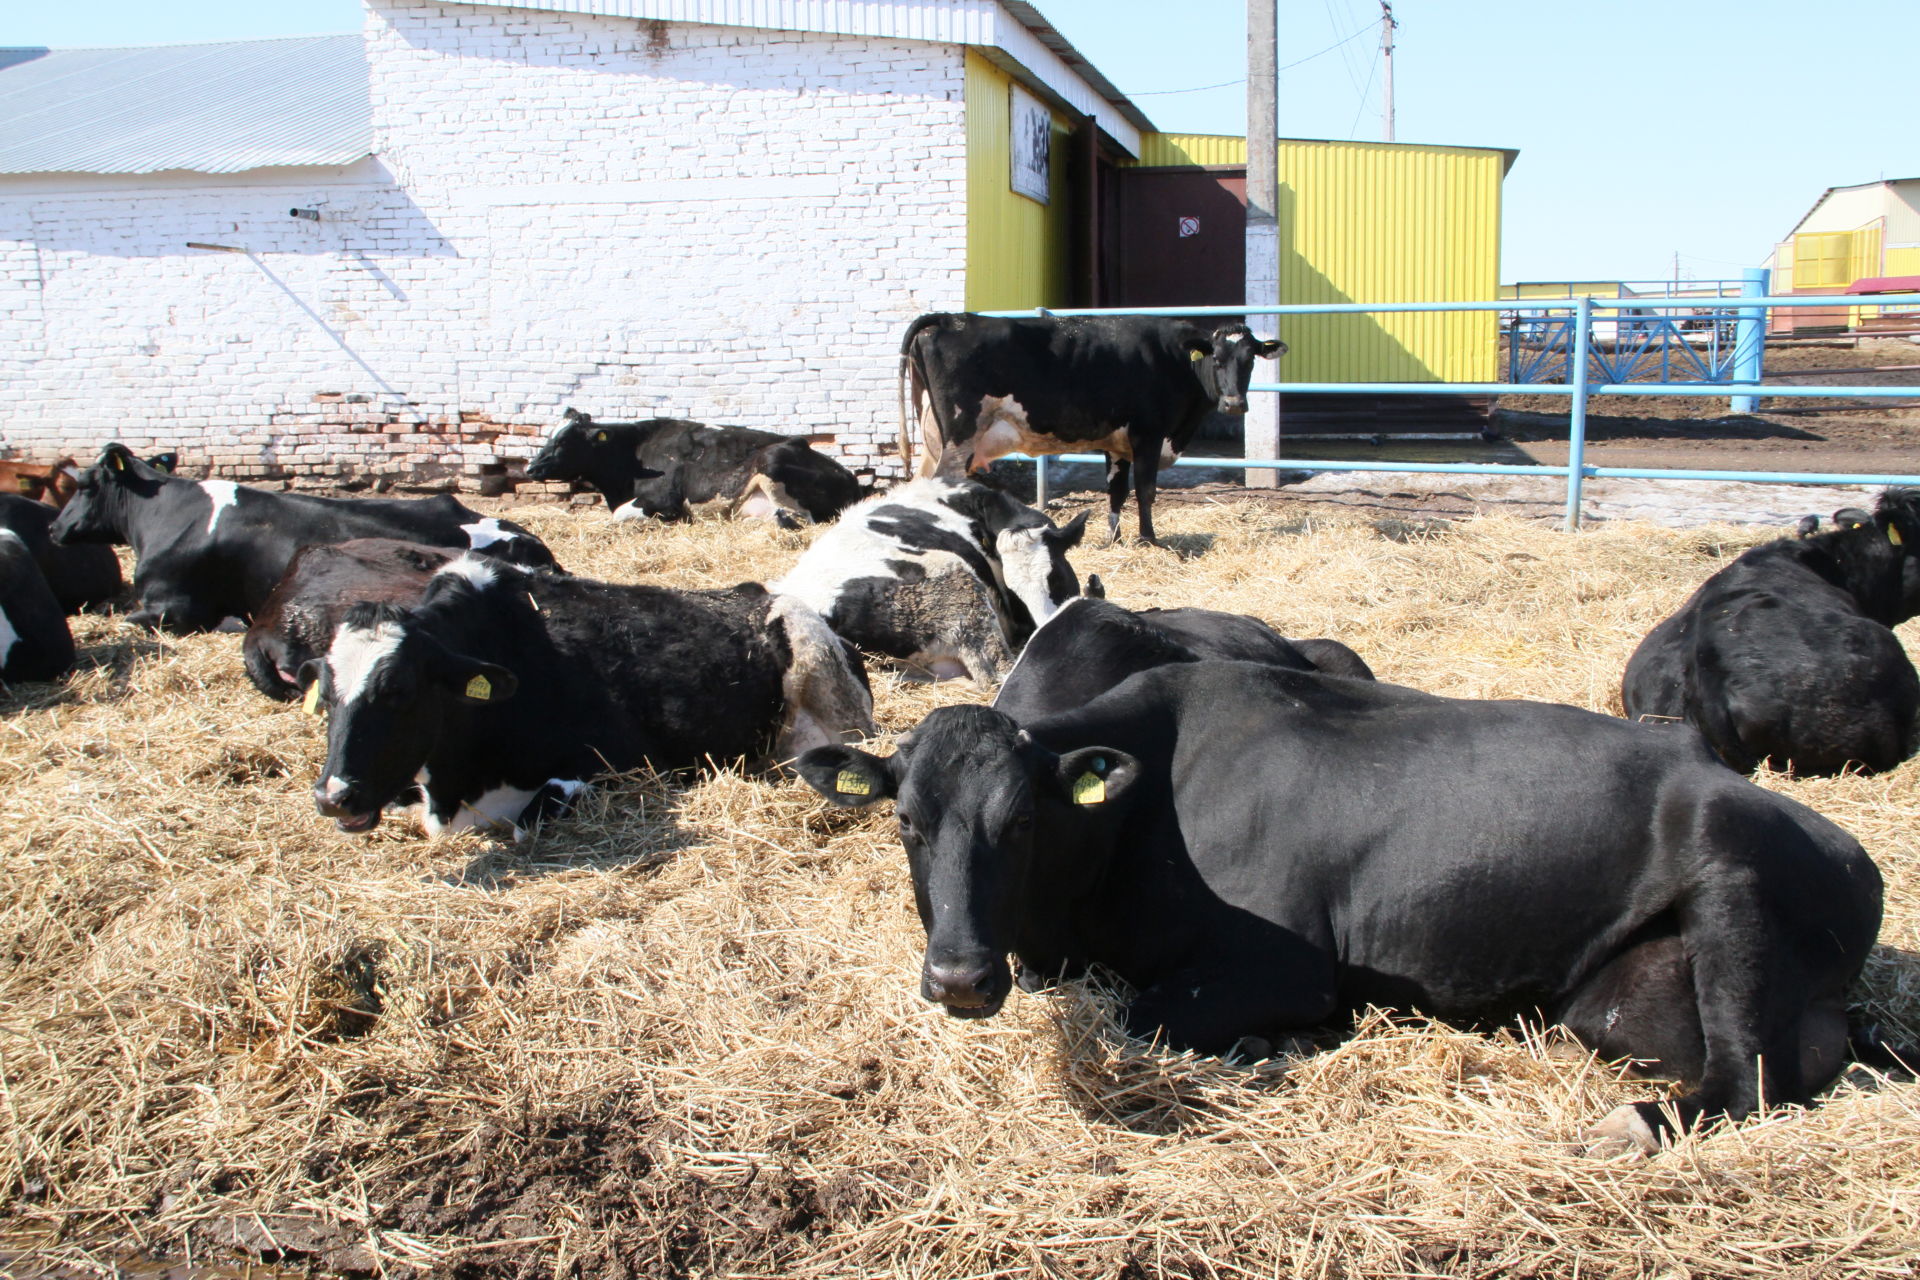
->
[49, 444, 169, 545]
[1188, 325, 1286, 416]
[995, 509, 1088, 634]
[302, 568, 519, 834]
[1878, 487, 1920, 622]
[524, 407, 604, 482]
[797, 705, 1139, 1018]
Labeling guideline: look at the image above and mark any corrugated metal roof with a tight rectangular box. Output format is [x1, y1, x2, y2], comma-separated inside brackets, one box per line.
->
[0, 35, 369, 176]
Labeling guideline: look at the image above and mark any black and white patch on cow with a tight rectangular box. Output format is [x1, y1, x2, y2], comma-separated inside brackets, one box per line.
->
[50, 443, 557, 633]
[303, 555, 873, 839]
[899, 313, 1284, 544]
[797, 660, 1884, 1152]
[0, 493, 122, 615]
[0, 529, 76, 683]
[524, 408, 867, 526]
[773, 476, 1086, 686]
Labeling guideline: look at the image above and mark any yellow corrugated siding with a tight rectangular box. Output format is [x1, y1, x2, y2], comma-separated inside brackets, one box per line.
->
[1136, 133, 1504, 382]
[1885, 246, 1920, 275]
[964, 51, 1072, 311]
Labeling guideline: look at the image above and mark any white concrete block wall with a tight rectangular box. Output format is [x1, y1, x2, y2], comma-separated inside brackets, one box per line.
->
[0, 0, 970, 485]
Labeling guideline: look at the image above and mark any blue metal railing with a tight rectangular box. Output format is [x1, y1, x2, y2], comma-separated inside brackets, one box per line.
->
[977, 287, 1920, 530]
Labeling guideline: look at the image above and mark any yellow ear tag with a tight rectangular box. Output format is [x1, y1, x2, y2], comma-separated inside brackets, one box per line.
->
[302, 682, 322, 715]
[1889, 525, 1904, 546]
[835, 769, 871, 797]
[465, 674, 493, 701]
[1189, 349, 1203, 362]
[1072, 771, 1106, 806]
[594, 431, 608, 443]
[108, 453, 126, 471]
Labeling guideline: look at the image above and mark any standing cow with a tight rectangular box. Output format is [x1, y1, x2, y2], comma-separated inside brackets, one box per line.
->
[525, 409, 867, 525]
[899, 313, 1284, 544]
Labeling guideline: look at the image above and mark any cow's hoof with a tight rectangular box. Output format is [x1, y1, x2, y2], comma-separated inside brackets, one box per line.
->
[1583, 1104, 1660, 1158]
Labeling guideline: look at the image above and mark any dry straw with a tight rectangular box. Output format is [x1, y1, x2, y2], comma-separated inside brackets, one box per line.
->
[1, 496, 1917, 1277]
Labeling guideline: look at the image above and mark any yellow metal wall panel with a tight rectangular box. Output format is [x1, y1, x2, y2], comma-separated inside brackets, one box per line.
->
[1885, 246, 1920, 275]
[1130, 133, 1503, 382]
[964, 50, 1071, 311]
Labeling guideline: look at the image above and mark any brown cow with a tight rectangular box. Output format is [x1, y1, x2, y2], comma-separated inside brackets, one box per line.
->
[0, 458, 79, 509]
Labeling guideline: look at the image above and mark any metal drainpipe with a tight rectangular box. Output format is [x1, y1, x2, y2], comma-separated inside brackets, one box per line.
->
[1564, 295, 1594, 530]
[1730, 267, 1769, 414]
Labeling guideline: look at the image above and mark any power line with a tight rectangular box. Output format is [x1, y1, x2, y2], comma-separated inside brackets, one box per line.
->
[1345, 50, 1379, 139]
[1124, 24, 1373, 96]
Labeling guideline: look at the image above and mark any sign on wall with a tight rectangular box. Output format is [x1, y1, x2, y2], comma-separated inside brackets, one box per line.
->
[1009, 83, 1051, 204]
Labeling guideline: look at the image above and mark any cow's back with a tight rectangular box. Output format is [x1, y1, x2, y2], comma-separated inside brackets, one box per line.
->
[243, 539, 449, 700]
[1034, 660, 1878, 1020]
[0, 494, 122, 614]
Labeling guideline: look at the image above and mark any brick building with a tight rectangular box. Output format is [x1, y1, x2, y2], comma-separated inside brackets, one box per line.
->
[1, 1, 1147, 488]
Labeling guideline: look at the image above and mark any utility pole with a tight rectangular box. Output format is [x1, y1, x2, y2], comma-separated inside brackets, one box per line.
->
[1244, 0, 1280, 485]
[1379, 2, 1397, 143]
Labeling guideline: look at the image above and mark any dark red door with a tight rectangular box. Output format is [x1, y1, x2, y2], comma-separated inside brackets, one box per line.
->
[1110, 168, 1248, 311]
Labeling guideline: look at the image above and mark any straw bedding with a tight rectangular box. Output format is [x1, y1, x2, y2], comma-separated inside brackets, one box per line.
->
[2, 497, 1917, 1278]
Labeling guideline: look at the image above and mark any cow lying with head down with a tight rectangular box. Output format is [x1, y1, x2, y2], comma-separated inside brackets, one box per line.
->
[1622, 488, 1920, 775]
[525, 409, 867, 526]
[799, 658, 1883, 1154]
[0, 529, 75, 683]
[50, 444, 557, 633]
[302, 555, 874, 838]
[243, 539, 452, 701]
[773, 476, 1086, 686]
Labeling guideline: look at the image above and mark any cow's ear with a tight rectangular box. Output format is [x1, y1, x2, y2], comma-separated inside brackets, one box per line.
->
[564, 407, 589, 423]
[100, 443, 136, 474]
[296, 660, 327, 714]
[147, 452, 178, 474]
[1081, 573, 1106, 599]
[439, 658, 518, 704]
[1046, 510, 1089, 549]
[796, 744, 897, 808]
[1048, 746, 1139, 810]
[1255, 338, 1287, 358]
[1184, 337, 1211, 362]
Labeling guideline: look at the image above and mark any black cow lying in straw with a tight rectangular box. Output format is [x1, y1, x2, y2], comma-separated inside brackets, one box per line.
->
[899, 313, 1284, 544]
[798, 660, 1883, 1153]
[0, 493, 122, 615]
[302, 555, 874, 838]
[772, 476, 1086, 685]
[1622, 488, 1920, 775]
[995, 595, 1372, 721]
[0, 529, 75, 683]
[525, 408, 867, 525]
[243, 539, 451, 701]
[50, 444, 557, 633]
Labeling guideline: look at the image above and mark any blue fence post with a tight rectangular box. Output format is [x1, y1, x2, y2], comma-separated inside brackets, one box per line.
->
[1730, 267, 1769, 414]
[1564, 295, 1594, 531]
[1034, 453, 1048, 507]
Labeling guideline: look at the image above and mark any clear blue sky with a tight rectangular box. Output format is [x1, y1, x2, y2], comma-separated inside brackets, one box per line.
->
[8, 1, 1913, 284]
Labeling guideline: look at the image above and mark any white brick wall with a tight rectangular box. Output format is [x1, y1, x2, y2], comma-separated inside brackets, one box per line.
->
[0, 0, 970, 485]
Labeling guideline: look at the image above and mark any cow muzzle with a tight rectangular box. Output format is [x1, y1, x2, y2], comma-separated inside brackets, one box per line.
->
[314, 776, 382, 834]
[1217, 395, 1249, 415]
[921, 958, 1010, 1018]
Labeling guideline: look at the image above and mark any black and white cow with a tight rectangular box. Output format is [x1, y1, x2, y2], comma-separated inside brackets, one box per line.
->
[798, 659, 1883, 1153]
[302, 555, 874, 838]
[0, 493, 123, 615]
[995, 596, 1373, 722]
[1621, 488, 1920, 776]
[899, 313, 1285, 544]
[49, 444, 557, 633]
[0, 530, 75, 683]
[772, 476, 1086, 686]
[243, 539, 451, 701]
[524, 409, 867, 525]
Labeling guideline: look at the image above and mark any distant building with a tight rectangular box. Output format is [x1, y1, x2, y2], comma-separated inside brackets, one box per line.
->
[1764, 178, 1920, 334]
[0, 1, 1515, 488]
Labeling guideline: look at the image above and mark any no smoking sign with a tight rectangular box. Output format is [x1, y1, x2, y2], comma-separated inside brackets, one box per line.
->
[1178, 216, 1200, 238]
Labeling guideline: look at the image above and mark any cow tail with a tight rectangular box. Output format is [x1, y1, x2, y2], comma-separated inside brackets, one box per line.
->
[897, 314, 942, 477]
